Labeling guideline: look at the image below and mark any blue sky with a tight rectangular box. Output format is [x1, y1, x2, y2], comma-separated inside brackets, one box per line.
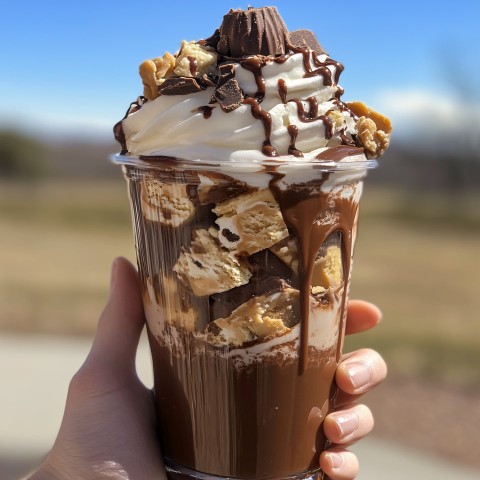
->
[1, 0, 479, 142]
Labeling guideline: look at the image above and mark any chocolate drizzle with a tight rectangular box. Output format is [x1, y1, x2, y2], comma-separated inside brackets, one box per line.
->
[288, 98, 334, 139]
[316, 145, 364, 161]
[113, 121, 127, 154]
[192, 105, 215, 119]
[287, 125, 303, 157]
[240, 57, 267, 102]
[312, 55, 344, 84]
[114, 9, 354, 161]
[288, 44, 344, 86]
[278, 78, 288, 103]
[187, 56, 198, 77]
[269, 176, 359, 373]
[113, 97, 146, 154]
[244, 98, 277, 157]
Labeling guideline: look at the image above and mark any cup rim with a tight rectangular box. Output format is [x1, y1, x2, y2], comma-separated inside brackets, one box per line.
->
[111, 153, 378, 172]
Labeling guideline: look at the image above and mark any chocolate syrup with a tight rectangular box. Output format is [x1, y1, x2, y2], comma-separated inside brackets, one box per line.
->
[278, 78, 288, 103]
[243, 97, 278, 157]
[149, 330, 336, 478]
[288, 98, 334, 139]
[113, 97, 146, 153]
[287, 124, 303, 157]
[192, 105, 214, 119]
[316, 145, 364, 161]
[187, 56, 198, 77]
[269, 175, 358, 372]
[240, 57, 267, 102]
[312, 54, 344, 84]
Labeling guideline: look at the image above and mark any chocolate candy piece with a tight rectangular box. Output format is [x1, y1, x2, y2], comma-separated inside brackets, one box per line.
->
[217, 6, 289, 57]
[289, 29, 327, 55]
[212, 63, 244, 112]
[159, 77, 204, 95]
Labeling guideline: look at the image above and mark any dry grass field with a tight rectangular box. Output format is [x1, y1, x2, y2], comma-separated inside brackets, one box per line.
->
[349, 189, 480, 389]
[1, 178, 479, 467]
[0, 180, 135, 335]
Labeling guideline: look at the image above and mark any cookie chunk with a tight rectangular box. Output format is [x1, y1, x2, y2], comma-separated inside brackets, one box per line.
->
[174, 228, 251, 296]
[214, 189, 289, 256]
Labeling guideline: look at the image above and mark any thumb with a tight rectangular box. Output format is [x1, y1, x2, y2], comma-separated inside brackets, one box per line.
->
[87, 257, 145, 373]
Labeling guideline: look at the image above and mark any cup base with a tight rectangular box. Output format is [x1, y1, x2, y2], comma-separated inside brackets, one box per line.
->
[165, 460, 324, 480]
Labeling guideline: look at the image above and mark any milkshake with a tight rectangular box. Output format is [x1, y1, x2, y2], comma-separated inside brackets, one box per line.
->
[113, 6, 391, 480]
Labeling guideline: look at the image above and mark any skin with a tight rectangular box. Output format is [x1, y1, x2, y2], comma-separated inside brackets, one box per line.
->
[28, 257, 387, 480]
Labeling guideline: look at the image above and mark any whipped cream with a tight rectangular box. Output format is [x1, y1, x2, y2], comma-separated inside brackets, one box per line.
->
[121, 52, 362, 163]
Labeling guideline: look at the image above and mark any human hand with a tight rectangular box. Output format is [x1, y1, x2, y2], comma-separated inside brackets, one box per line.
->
[29, 258, 386, 480]
[29, 257, 165, 480]
[320, 301, 387, 480]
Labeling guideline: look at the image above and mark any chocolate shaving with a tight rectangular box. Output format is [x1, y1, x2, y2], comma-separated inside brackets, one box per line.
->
[159, 77, 206, 95]
[201, 73, 218, 87]
[288, 29, 327, 55]
[215, 79, 244, 112]
[212, 63, 244, 112]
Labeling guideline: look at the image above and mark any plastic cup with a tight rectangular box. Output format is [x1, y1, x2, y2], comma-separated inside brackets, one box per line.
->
[113, 154, 376, 480]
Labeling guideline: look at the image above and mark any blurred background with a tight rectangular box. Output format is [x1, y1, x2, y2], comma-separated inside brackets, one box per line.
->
[1, 0, 479, 478]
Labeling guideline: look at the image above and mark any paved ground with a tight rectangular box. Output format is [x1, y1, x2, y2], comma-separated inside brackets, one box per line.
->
[1, 333, 478, 480]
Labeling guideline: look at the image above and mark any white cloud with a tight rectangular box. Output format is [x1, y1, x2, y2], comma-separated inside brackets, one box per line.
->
[371, 88, 480, 149]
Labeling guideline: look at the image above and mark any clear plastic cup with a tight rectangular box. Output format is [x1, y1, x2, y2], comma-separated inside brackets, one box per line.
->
[113, 154, 376, 480]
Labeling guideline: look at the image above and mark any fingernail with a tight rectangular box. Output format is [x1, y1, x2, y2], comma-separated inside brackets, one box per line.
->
[326, 452, 344, 469]
[336, 413, 359, 437]
[345, 361, 372, 389]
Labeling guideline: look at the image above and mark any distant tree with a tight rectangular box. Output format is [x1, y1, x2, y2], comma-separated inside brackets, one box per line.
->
[0, 130, 49, 178]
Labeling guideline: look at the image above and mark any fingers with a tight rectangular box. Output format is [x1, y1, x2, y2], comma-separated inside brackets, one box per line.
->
[334, 348, 387, 406]
[320, 404, 372, 479]
[320, 448, 359, 480]
[345, 300, 382, 335]
[86, 257, 145, 373]
[323, 404, 373, 446]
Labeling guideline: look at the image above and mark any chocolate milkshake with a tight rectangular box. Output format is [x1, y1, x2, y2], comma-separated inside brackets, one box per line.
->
[113, 6, 391, 480]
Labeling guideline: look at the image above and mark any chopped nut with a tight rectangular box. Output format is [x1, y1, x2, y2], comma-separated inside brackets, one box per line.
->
[139, 52, 175, 100]
[173, 41, 218, 78]
[347, 101, 392, 158]
[311, 285, 326, 295]
[355, 116, 390, 158]
[327, 110, 345, 129]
